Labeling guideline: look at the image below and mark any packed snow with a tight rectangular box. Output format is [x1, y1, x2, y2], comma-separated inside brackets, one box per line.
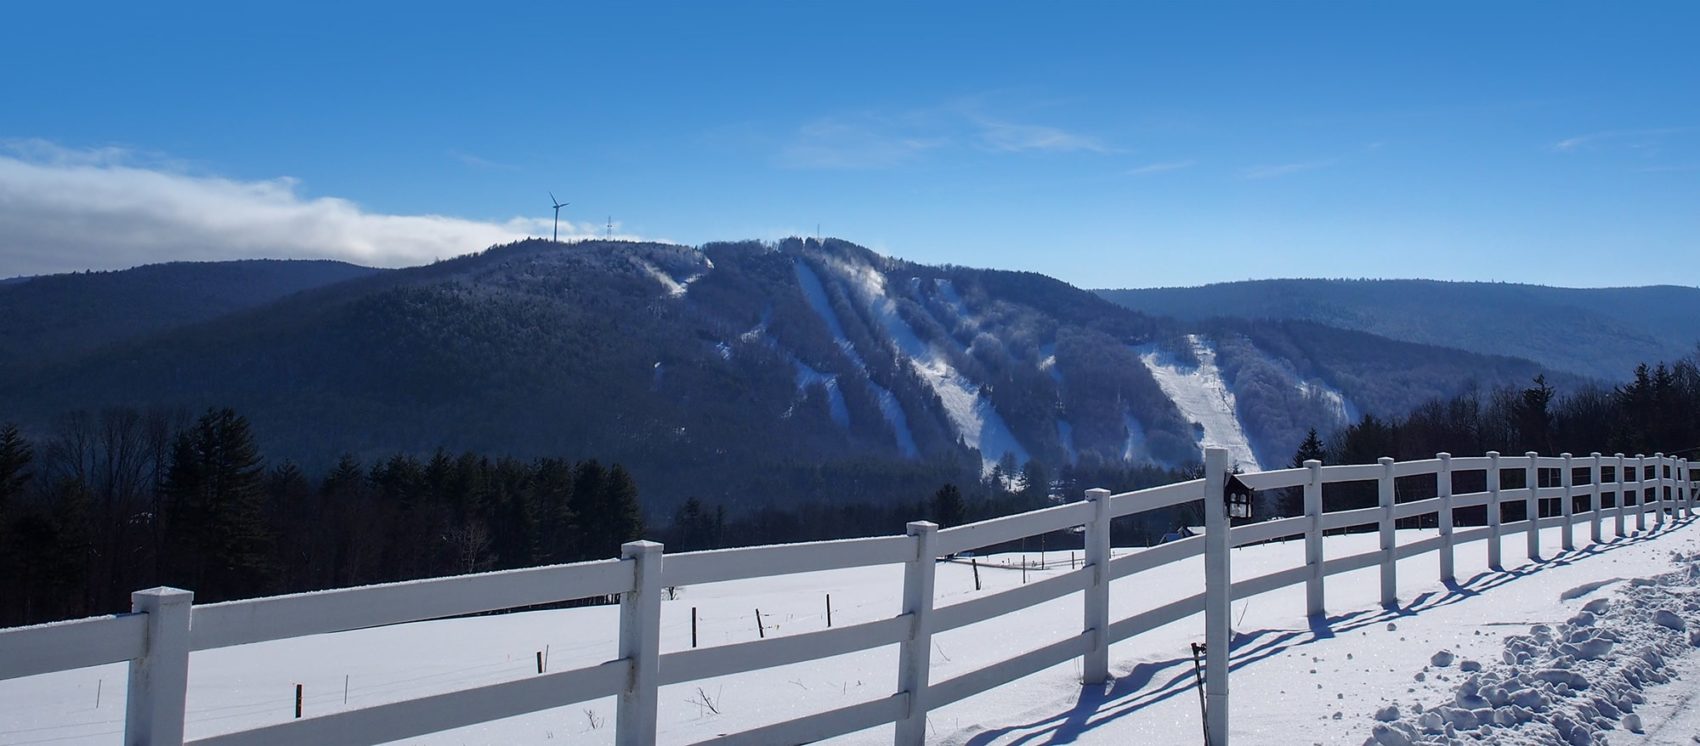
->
[1038, 350, 1063, 386]
[8, 515, 1699, 745]
[794, 262, 855, 348]
[1122, 409, 1151, 464]
[790, 361, 851, 429]
[1358, 546, 1700, 746]
[792, 261, 919, 458]
[931, 279, 975, 331]
[1139, 334, 1262, 471]
[1300, 378, 1354, 425]
[633, 258, 693, 298]
[1057, 419, 1079, 464]
[821, 258, 1029, 473]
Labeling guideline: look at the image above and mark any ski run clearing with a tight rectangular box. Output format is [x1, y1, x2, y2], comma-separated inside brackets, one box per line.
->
[802, 258, 1027, 472]
[1140, 334, 1263, 471]
[8, 519, 1700, 744]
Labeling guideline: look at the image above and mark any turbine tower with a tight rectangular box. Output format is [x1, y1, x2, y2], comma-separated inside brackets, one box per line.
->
[548, 192, 569, 242]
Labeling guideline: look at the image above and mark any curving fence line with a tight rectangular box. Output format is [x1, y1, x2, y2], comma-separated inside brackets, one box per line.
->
[1, 450, 1694, 745]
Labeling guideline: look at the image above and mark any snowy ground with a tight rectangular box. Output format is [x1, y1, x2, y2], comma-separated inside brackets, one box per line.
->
[4, 519, 1698, 745]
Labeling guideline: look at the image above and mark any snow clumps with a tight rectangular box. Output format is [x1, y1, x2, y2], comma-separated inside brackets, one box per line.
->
[1364, 551, 1700, 745]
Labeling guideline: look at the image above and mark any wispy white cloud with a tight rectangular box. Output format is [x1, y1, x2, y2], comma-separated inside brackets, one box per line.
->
[1126, 159, 1195, 176]
[0, 139, 611, 277]
[447, 149, 520, 171]
[777, 100, 1115, 169]
[777, 115, 949, 169]
[1243, 159, 1336, 180]
[1552, 127, 1689, 152]
[973, 119, 1114, 154]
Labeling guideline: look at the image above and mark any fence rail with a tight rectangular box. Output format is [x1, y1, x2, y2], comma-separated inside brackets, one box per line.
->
[1, 450, 1694, 745]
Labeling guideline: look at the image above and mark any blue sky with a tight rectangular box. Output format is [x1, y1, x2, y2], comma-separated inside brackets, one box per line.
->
[2, 2, 1696, 287]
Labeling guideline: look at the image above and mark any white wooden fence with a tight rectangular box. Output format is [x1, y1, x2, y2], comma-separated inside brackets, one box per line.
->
[1, 450, 1693, 745]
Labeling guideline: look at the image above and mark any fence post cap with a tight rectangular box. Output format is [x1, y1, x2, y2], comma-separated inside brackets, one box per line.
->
[1304, 459, 1322, 468]
[621, 540, 664, 557]
[1561, 452, 1573, 460]
[1377, 456, 1395, 465]
[1487, 451, 1500, 458]
[1084, 487, 1111, 499]
[131, 587, 193, 604]
[1591, 452, 1602, 458]
[1525, 451, 1540, 458]
[1436, 452, 1450, 460]
[906, 520, 939, 535]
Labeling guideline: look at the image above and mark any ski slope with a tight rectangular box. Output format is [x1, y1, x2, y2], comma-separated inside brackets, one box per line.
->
[791, 361, 851, 429]
[823, 258, 1028, 472]
[1139, 334, 1262, 471]
[792, 261, 920, 457]
[6, 520, 1699, 745]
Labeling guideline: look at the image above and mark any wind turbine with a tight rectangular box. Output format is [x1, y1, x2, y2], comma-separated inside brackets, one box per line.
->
[548, 192, 569, 241]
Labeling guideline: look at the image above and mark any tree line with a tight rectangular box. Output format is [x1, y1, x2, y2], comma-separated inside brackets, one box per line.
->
[0, 407, 643, 627]
[22, 353, 1682, 627]
[0, 401, 1199, 627]
[1279, 354, 1700, 521]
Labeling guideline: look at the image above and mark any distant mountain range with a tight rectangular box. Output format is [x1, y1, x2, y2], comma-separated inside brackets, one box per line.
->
[0, 241, 1585, 511]
[0, 259, 381, 366]
[1095, 279, 1700, 382]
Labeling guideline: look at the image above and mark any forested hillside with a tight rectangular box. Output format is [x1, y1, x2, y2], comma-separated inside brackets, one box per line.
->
[0, 239, 1570, 516]
[1097, 279, 1700, 381]
[0, 259, 381, 365]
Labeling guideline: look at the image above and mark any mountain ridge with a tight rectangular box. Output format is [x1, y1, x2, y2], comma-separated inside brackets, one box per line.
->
[0, 240, 1579, 511]
[1095, 278, 1700, 381]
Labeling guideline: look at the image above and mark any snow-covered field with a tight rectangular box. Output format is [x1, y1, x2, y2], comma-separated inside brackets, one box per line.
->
[6, 518, 1700, 745]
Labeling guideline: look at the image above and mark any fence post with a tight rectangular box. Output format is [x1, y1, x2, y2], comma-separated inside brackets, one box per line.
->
[1203, 447, 1231, 746]
[1589, 453, 1603, 544]
[1654, 453, 1667, 529]
[1487, 452, 1503, 570]
[1083, 487, 1112, 686]
[1685, 458, 1694, 519]
[1437, 453, 1454, 585]
[1560, 453, 1574, 552]
[1635, 455, 1647, 533]
[895, 521, 939, 746]
[1615, 454, 1628, 537]
[1378, 457, 1396, 608]
[615, 540, 663, 746]
[125, 587, 193, 746]
[1304, 459, 1325, 616]
[1524, 452, 1541, 561]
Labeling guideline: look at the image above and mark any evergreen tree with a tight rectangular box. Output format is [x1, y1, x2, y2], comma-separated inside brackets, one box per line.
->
[162, 408, 272, 600]
[532, 457, 577, 563]
[1019, 459, 1050, 508]
[601, 464, 645, 556]
[569, 460, 644, 560]
[671, 496, 725, 551]
[569, 459, 607, 559]
[930, 483, 965, 527]
[0, 423, 31, 520]
[1291, 428, 1327, 468]
[1278, 428, 1327, 516]
[1515, 375, 1555, 453]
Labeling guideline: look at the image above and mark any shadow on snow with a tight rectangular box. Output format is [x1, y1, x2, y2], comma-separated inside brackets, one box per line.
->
[958, 517, 1691, 745]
